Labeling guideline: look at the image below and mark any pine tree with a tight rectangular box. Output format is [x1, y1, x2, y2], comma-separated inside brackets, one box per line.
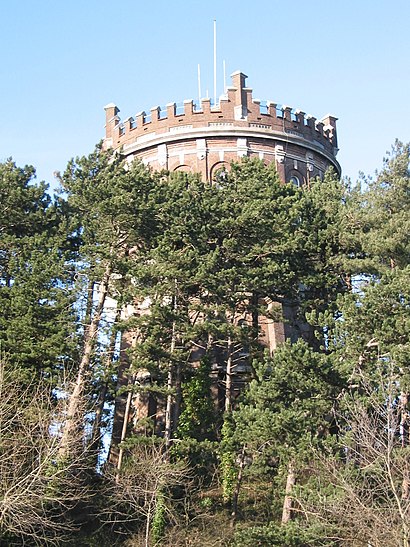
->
[291, 143, 410, 546]
[58, 146, 159, 458]
[124, 160, 308, 445]
[231, 341, 342, 526]
[0, 159, 77, 384]
[360, 140, 410, 273]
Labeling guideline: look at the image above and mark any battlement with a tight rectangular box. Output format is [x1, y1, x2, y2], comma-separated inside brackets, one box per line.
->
[104, 72, 338, 159]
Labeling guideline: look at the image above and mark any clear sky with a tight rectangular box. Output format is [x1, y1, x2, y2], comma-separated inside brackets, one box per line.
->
[1, 0, 409, 189]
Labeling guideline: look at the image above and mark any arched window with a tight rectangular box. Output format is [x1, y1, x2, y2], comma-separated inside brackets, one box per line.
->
[210, 161, 230, 186]
[289, 175, 301, 187]
[174, 164, 193, 173]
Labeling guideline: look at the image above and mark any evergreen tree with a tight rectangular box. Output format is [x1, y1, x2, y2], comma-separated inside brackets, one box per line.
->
[294, 266, 410, 547]
[58, 146, 159, 457]
[291, 144, 410, 546]
[125, 160, 308, 445]
[300, 170, 361, 305]
[0, 159, 76, 384]
[360, 140, 410, 273]
[231, 341, 342, 527]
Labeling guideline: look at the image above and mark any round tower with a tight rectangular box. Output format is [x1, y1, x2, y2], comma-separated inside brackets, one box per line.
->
[103, 71, 340, 185]
[105, 73, 342, 461]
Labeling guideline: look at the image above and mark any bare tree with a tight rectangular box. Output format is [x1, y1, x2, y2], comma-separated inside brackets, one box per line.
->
[0, 360, 91, 545]
[298, 377, 410, 547]
[103, 440, 191, 547]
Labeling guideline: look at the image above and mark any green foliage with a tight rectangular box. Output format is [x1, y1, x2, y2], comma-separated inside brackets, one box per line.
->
[2, 141, 409, 546]
[299, 170, 359, 308]
[176, 357, 217, 441]
[61, 145, 160, 265]
[171, 438, 218, 483]
[233, 341, 342, 464]
[220, 340, 345, 539]
[200, 159, 307, 304]
[151, 490, 166, 544]
[234, 520, 337, 546]
[360, 140, 410, 272]
[0, 159, 77, 383]
[220, 413, 239, 504]
[318, 266, 410, 394]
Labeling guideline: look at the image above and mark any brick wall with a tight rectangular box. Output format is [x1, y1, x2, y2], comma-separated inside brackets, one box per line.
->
[103, 71, 340, 183]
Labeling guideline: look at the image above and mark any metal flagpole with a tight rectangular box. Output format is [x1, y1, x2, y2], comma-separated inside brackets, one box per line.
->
[198, 64, 202, 109]
[213, 19, 217, 105]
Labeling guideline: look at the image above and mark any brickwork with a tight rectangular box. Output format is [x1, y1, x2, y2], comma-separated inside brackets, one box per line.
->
[103, 71, 340, 185]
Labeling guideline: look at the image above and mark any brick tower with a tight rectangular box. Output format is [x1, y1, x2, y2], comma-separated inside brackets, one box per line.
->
[104, 72, 341, 459]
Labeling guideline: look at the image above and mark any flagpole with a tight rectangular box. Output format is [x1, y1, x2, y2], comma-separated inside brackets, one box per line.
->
[213, 19, 217, 105]
[198, 64, 202, 108]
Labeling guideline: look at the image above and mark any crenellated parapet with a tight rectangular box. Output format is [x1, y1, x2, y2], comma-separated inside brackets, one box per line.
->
[104, 71, 340, 183]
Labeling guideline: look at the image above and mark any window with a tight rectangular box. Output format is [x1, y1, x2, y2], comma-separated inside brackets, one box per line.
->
[289, 175, 300, 187]
[210, 161, 230, 186]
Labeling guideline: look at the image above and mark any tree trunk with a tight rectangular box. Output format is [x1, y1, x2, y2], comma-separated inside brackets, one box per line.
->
[83, 278, 95, 344]
[400, 392, 409, 449]
[165, 287, 178, 451]
[402, 463, 410, 502]
[145, 509, 150, 547]
[90, 310, 119, 463]
[91, 381, 108, 452]
[251, 291, 259, 346]
[343, 272, 352, 291]
[59, 261, 112, 459]
[225, 335, 233, 413]
[116, 380, 134, 481]
[173, 361, 182, 434]
[281, 460, 296, 525]
[164, 361, 174, 450]
[231, 444, 246, 527]
[400, 392, 410, 501]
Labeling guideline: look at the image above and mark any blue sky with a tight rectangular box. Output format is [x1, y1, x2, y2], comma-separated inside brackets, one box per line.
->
[1, 0, 409, 189]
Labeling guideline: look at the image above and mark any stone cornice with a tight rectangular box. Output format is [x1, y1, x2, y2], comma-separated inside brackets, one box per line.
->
[122, 125, 341, 175]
